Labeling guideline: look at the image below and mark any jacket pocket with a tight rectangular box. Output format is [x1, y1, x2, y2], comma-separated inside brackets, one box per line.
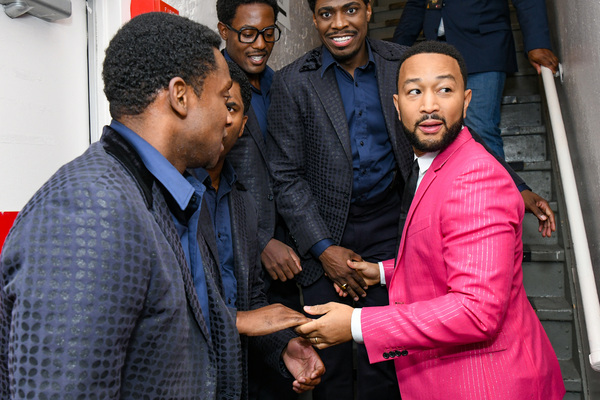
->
[479, 21, 511, 34]
[406, 215, 431, 238]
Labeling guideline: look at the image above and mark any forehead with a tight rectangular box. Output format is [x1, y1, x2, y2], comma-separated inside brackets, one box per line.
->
[232, 3, 275, 26]
[399, 53, 462, 84]
[229, 81, 242, 102]
[315, 0, 365, 10]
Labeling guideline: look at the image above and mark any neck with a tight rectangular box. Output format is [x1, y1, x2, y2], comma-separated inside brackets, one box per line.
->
[207, 158, 224, 191]
[336, 43, 368, 78]
[247, 72, 262, 90]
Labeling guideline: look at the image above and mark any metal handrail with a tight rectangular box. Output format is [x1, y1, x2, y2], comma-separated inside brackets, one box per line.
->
[541, 66, 600, 371]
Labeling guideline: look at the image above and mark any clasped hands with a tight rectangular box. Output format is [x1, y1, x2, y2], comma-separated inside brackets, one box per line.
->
[237, 304, 325, 393]
[295, 258, 380, 349]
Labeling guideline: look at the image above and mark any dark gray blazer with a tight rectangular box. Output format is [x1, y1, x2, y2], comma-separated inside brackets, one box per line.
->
[226, 181, 295, 399]
[228, 107, 277, 253]
[1, 127, 240, 399]
[267, 39, 413, 286]
[267, 39, 526, 287]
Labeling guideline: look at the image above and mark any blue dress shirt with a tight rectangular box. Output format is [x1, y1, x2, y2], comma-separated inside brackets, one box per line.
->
[110, 120, 212, 335]
[194, 162, 238, 309]
[311, 44, 398, 258]
[223, 50, 274, 141]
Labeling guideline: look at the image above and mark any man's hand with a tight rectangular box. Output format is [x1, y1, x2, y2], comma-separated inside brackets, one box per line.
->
[261, 238, 302, 281]
[319, 245, 366, 301]
[334, 260, 381, 297]
[282, 337, 326, 393]
[521, 190, 556, 238]
[527, 48, 559, 74]
[296, 302, 354, 349]
[236, 304, 311, 336]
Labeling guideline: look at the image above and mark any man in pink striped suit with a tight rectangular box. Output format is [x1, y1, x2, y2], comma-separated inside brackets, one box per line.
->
[296, 41, 565, 399]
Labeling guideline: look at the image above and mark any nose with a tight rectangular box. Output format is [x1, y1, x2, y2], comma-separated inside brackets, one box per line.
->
[420, 90, 440, 114]
[332, 12, 348, 30]
[253, 32, 267, 49]
[225, 110, 233, 129]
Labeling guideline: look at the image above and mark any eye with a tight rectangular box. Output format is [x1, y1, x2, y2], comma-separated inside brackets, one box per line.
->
[347, 7, 357, 14]
[439, 87, 452, 93]
[408, 88, 421, 95]
[320, 11, 331, 18]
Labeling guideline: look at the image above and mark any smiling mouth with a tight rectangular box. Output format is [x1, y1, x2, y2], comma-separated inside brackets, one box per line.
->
[330, 35, 353, 47]
[249, 54, 266, 64]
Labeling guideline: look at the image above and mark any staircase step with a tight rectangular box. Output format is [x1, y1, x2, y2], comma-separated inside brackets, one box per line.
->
[503, 134, 546, 162]
[529, 296, 573, 321]
[523, 212, 559, 246]
[371, 7, 404, 23]
[514, 170, 551, 199]
[501, 124, 546, 136]
[560, 359, 584, 393]
[522, 261, 565, 297]
[541, 320, 573, 360]
[500, 102, 542, 128]
[523, 244, 564, 262]
[503, 75, 540, 99]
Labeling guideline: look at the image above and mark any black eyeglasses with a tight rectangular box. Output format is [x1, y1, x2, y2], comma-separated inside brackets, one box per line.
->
[225, 24, 281, 44]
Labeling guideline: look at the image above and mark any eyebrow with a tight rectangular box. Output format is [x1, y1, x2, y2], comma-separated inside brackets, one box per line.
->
[402, 74, 457, 87]
[318, 1, 361, 12]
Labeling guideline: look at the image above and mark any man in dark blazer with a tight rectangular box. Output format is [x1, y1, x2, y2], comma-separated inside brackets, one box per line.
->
[393, 0, 559, 159]
[267, 0, 556, 398]
[194, 61, 325, 399]
[2, 13, 239, 399]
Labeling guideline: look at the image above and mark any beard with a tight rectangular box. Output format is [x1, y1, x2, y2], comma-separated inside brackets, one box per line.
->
[403, 113, 464, 154]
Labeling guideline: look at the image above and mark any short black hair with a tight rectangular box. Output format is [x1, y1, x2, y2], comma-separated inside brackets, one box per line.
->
[397, 41, 468, 88]
[307, 0, 369, 13]
[217, 0, 279, 26]
[227, 61, 252, 114]
[103, 12, 221, 119]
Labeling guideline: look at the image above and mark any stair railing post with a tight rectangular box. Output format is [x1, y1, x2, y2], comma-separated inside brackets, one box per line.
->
[541, 65, 600, 371]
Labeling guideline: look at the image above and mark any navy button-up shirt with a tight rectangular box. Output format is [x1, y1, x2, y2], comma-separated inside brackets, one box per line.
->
[194, 162, 238, 309]
[223, 50, 273, 141]
[110, 120, 213, 335]
[311, 45, 398, 258]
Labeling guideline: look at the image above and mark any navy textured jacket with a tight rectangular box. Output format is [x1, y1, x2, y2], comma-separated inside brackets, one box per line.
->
[1, 127, 241, 399]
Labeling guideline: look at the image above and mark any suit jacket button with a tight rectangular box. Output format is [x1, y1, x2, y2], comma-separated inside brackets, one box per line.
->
[383, 352, 390, 359]
[401, 350, 408, 356]
[395, 350, 402, 357]
[268, 194, 274, 201]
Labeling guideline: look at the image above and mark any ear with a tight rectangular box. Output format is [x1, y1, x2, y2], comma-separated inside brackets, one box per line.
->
[366, 3, 372, 22]
[463, 88, 472, 118]
[393, 93, 401, 121]
[313, 12, 318, 29]
[168, 77, 190, 118]
[239, 115, 248, 138]
[217, 21, 228, 41]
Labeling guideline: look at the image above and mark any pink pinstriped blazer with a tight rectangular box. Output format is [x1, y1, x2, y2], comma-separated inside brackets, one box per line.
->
[361, 127, 565, 400]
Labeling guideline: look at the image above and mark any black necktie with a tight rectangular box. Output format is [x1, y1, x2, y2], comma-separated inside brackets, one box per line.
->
[398, 158, 420, 236]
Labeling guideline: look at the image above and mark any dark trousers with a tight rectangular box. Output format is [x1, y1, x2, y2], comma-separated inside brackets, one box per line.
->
[303, 188, 403, 400]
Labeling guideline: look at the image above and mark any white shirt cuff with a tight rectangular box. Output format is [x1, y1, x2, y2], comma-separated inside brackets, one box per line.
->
[351, 308, 364, 343]
[379, 261, 386, 286]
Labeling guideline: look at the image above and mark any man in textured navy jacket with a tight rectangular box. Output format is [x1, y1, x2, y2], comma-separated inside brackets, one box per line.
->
[393, 0, 559, 159]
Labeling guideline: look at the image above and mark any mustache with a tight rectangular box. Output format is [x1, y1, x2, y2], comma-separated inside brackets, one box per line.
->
[326, 30, 357, 38]
[415, 114, 446, 126]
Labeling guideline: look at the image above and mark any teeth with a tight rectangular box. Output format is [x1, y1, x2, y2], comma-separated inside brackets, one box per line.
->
[250, 56, 264, 62]
[333, 36, 351, 42]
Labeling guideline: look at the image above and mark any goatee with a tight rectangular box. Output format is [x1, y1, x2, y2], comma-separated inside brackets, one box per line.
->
[403, 114, 463, 154]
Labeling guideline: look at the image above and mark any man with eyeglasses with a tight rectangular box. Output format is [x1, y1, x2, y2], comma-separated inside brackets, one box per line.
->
[216, 1, 304, 399]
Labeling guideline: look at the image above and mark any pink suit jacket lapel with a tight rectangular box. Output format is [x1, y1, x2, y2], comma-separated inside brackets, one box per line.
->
[395, 127, 474, 264]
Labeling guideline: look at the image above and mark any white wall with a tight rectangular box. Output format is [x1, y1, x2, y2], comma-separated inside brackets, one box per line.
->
[0, 1, 90, 211]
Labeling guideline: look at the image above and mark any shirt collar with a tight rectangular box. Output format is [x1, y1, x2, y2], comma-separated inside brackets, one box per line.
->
[191, 159, 237, 191]
[109, 120, 197, 211]
[320, 40, 375, 78]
